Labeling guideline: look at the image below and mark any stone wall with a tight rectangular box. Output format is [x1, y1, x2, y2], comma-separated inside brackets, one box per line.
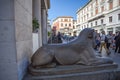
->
[0, 0, 50, 80]
[14, 0, 33, 80]
[0, 0, 32, 80]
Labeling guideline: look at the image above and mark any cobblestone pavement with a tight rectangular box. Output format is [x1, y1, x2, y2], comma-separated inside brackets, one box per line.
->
[96, 48, 120, 68]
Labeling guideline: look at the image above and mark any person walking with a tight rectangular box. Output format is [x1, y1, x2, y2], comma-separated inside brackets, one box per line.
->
[95, 33, 101, 51]
[99, 31, 109, 55]
[111, 34, 116, 50]
[57, 32, 62, 43]
[106, 32, 113, 53]
[114, 32, 120, 53]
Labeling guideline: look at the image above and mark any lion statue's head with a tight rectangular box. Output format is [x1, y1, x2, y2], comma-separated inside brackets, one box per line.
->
[76, 28, 96, 48]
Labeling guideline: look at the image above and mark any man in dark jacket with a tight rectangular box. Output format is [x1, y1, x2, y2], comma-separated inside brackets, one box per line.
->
[57, 32, 62, 43]
[114, 32, 120, 53]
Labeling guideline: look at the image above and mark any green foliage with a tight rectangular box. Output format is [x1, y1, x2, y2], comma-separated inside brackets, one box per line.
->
[48, 31, 51, 36]
[32, 18, 39, 32]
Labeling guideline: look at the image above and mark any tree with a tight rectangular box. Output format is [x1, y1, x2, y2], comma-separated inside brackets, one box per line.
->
[32, 18, 39, 32]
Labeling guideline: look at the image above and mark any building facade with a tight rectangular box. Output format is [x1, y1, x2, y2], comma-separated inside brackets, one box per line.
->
[0, 0, 50, 80]
[52, 16, 75, 36]
[76, 0, 120, 34]
[47, 20, 51, 40]
[73, 20, 78, 36]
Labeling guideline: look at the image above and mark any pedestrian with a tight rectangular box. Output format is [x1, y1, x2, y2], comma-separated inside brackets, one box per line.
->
[99, 30, 109, 55]
[114, 32, 120, 53]
[57, 32, 62, 43]
[111, 34, 116, 50]
[95, 33, 100, 51]
[106, 32, 113, 53]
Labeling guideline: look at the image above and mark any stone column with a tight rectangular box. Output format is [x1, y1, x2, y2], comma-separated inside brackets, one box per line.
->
[41, 9, 48, 45]
[113, 27, 116, 34]
[0, 0, 18, 80]
[33, 0, 42, 47]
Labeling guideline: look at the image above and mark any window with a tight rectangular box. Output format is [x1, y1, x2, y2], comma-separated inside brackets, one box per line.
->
[95, 21, 97, 26]
[96, 8, 98, 14]
[73, 26, 75, 29]
[65, 24, 67, 26]
[81, 17, 83, 22]
[118, 14, 120, 20]
[82, 26, 83, 29]
[84, 25, 86, 28]
[64, 19, 68, 21]
[109, 1, 113, 10]
[109, 16, 112, 22]
[84, 15, 86, 21]
[101, 19, 104, 24]
[91, 4, 93, 9]
[87, 7, 88, 11]
[87, 14, 89, 18]
[69, 23, 71, 26]
[61, 19, 63, 21]
[101, 6, 104, 12]
[69, 19, 71, 21]
[91, 12, 93, 17]
[87, 24, 89, 28]
[61, 23, 63, 26]
[96, 0, 98, 5]
[91, 22, 93, 27]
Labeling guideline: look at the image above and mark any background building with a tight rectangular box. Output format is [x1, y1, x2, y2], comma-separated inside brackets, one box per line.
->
[76, 0, 120, 34]
[47, 20, 51, 40]
[52, 16, 75, 36]
[73, 20, 78, 36]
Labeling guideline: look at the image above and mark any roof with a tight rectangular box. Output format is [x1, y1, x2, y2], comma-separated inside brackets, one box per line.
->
[76, 0, 92, 13]
[53, 16, 73, 21]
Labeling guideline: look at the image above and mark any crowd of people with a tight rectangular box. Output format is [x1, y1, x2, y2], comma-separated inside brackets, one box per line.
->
[48, 31, 77, 44]
[48, 29, 120, 55]
[94, 30, 120, 55]
[48, 31, 63, 44]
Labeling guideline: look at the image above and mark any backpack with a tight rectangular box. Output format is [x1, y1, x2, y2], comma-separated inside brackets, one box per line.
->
[104, 36, 108, 43]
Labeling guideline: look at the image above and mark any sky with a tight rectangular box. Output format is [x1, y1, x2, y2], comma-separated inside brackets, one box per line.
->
[48, 0, 89, 23]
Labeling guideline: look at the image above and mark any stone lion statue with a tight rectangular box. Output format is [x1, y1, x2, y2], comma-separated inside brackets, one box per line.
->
[31, 28, 113, 68]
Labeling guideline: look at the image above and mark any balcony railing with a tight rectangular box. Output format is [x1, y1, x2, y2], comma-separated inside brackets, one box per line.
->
[88, 14, 105, 22]
[91, 24, 106, 28]
[100, 0, 105, 5]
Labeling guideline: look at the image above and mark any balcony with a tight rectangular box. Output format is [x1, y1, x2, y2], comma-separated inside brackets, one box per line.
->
[107, 0, 113, 3]
[88, 14, 105, 22]
[91, 24, 106, 28]
[100, 0, 105, 5]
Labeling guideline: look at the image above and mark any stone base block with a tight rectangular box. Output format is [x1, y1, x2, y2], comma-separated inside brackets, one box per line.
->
[23, 63, 120, 80]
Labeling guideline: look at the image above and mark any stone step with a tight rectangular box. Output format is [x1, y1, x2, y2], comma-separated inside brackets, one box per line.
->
[28, 63, 118, 76]
[23, 63, 120, 80]
[23, 68, 120, 80]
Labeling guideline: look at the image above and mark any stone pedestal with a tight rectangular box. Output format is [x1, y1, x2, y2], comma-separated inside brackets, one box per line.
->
[23, 63, 120, 80]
